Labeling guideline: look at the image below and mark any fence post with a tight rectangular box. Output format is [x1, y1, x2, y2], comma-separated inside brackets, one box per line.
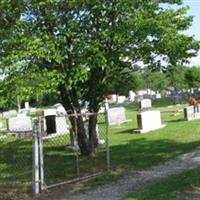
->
[32, 119, 40, 196]
[105, 110, 110, 171]
[38, 117, 44, 191]
[74, 113, 80, 177]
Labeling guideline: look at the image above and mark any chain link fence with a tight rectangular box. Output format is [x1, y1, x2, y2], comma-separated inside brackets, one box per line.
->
[37, 112, 109, 190]
[0, 114, 33, 194]
[0, 111, 110, 195]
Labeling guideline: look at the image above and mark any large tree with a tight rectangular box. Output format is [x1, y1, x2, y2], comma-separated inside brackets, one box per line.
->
[142, 69, 169, 92]
[185, 66, 200, 88]
[0, 0, 199, 155]
[166, 65, 188, 91]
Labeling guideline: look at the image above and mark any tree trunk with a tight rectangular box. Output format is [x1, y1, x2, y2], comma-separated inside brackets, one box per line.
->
[88, 114, 98, 156]
[59, 83, 96, 156]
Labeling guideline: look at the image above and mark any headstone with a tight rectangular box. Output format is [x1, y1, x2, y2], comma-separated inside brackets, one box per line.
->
[156, 93, 161, 99]
[44, 109, 56, 116]
[117, 96, 126, 103]
[8, 115, 32, 132]
[129, 91, 136, 102]
[107, 94, 117, 103]
[2, 110, 17, 119]
[139, 99, 152, 110]
[53, 103, 67, 116]
[107, 107, 126, 125]
[184, 105, 200, 121]
[135, 110, 165, 133]
[25, 102, 30, 110]
[43, 109, 69, 135]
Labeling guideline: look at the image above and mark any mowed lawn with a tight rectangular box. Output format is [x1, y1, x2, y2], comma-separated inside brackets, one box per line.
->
[1, 99, 200, 196]
[123, 167, 200, 200]
[109, 102, 200, 170]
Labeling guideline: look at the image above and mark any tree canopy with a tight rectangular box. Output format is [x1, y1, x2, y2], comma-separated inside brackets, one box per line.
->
[185, 66, 200, 88]
[0, 0, 199, 155]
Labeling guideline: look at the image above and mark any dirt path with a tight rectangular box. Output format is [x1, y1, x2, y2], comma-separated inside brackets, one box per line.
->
[57, 148, 200, 200]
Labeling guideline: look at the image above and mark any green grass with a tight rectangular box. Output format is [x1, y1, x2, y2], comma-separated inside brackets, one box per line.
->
[109, 102, 200, 170]
[123, 168, 200, 200]
[1, 100, 200, 196]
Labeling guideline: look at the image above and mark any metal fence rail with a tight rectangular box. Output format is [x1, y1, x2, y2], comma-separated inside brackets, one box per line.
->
[37, 112, 110, 191]
[0, 112, 110, 195]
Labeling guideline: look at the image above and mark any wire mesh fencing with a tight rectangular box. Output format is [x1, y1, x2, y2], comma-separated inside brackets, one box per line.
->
[36, 112, 110, 190]
[0, 111, 110, 195]
[0, 114, 33, 194]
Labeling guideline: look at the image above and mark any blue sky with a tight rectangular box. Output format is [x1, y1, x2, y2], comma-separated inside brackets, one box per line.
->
[184, 0, 200, 40]
[183, 0, 200, 66]
[163, 1, 200, 66]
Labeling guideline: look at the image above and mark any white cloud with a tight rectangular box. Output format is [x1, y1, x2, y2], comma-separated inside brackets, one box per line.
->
[188, 51, 200, 67]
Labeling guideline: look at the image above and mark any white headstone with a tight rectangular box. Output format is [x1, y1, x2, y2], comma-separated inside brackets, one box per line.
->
[53, 103, 67, 116]
[8, 115, 32, 132]
[44, 109, 57, 116]
[117, 96, 126, 103]
[107, 107, 126, 125]
[139, 99, 152, 110]
[107, 94, 117, 103]
[25, 102, 30, 110]
[2, 110, 17, 119]
[135, 110, 165, 133]
[129, 91, 136, 102]
[156, 93, 161, 99]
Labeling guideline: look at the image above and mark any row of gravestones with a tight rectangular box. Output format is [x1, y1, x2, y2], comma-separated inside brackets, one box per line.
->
[108, 98, 200, 133]
[107, 99, 165, 133]
[1, 104, 105, 149]
[0, 103, 68, 134]
[184, 105, 200, 121]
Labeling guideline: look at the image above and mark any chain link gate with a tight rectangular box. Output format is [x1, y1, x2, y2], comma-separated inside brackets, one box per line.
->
[33, 112, 110, 193]
[0, 115, 33, 197]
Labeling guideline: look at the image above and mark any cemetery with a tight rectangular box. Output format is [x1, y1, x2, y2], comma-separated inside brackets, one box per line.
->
[1, 1, 200, 200]
[1, 97, 200, 198]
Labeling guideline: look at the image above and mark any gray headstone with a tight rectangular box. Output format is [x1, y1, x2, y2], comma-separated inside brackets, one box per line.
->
[139, 99, 152, 110]
[107, 107, 126, 125]
[135, 110, 165, 133]
[8, 115, 32, 132]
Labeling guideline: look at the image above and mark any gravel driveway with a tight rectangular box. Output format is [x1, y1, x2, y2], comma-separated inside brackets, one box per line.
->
[59, 148, 200, 200]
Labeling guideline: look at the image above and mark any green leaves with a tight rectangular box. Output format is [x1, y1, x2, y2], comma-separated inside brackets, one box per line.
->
[0, 0, 199, 109]
[185, 66, 200, 88]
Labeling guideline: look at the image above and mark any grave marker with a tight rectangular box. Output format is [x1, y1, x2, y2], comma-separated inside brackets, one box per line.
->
[135, 110, 165, 133]
[107, 107, 126, 125]
[139, 99, 152, 110]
